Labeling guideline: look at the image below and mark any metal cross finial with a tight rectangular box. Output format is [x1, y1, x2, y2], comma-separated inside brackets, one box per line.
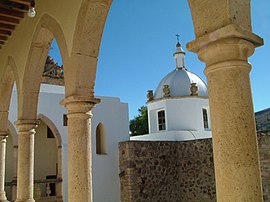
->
[176, 34, 180, 43]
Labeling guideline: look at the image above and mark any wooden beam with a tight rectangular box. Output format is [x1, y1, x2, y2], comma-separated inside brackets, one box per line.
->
[0, 33, 9, 39]
[0, 30, 11, 36]
[9, 0, 31, 6]
[0, 1, 29, 12]
[0, 15, 20, 25]
[0, 7, 25, 19]
[0, 35, 8, 41]
[0, 23, 15, 31]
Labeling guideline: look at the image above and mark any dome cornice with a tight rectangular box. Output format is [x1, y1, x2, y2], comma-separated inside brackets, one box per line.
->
[147, 95, 209, 104]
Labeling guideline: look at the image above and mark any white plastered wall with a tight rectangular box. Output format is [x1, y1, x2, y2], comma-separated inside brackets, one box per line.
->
[148, 98, 210, 132]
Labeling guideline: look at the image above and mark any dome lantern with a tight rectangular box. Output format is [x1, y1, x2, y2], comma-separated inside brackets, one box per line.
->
[151, 38, 208, 101]
[173, 35, 185, 69]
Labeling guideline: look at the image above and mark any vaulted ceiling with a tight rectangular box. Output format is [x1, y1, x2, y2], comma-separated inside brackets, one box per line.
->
[0, 0, 31, 49]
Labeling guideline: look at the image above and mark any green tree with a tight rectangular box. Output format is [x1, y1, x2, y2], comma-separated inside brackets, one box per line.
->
[130, 106, 149, 136]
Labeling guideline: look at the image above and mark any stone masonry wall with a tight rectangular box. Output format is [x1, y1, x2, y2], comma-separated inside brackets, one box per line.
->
[177, 140, 215, 201]
[119, 141, 181, 202]
[258, 132, 270, 202]
[119, 140, 216, 202]
[119, 133, 270, 202]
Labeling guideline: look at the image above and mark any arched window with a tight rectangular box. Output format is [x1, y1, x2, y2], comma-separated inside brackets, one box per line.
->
[157, 110, 166, 131]
[96, 123, 107, 155]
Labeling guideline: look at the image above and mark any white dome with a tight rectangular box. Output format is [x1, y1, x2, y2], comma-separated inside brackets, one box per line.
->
[153, 67, 208, 99]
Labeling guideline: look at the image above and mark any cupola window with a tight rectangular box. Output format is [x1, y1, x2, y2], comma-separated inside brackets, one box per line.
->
[157, 110, 166, 131]
[202, 108, 209, 129]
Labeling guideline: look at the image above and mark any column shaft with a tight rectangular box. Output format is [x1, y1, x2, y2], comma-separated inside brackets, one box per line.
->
[196, 38, 264, 202]
[206, 61, 262, 201]
[15, 121, 37, 202]
[68, 112, 92, 201]
[0, 133, 8, 202]
[11, 145, 18, 201]
[61, 96, 99, 202]
[56, 146, 63, 201]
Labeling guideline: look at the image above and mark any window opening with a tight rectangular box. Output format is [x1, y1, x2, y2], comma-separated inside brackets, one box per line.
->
[158, 110, 166, 131]
[63, 114, 67, 126]
[47, 126, 54, 138]
[203, 108, 209, 129]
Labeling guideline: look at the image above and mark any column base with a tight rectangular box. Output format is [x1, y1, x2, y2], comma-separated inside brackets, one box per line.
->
[56, 196, 63, 202]
[0, 191, 8, 202]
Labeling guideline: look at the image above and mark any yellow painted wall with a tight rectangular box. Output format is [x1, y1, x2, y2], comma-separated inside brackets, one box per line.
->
[34, 121, 58, 180]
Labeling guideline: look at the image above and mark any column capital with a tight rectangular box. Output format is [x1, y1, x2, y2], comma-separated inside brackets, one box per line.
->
[186, 25, 264, 74]
[0, 131, 8, 137]
[15, 119, 39, 132]
[60, 95, 100, 114]
[0, 131, 8, 141]
[187, 24, 263, 54]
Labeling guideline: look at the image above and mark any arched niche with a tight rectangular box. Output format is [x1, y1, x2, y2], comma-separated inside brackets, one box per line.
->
[96, 123, 107, 155]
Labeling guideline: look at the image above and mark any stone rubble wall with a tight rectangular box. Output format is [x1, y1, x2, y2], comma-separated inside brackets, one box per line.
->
[119, 140, 215, 202]
[258, 132, 270, 202]
[119, 133, 270, 202]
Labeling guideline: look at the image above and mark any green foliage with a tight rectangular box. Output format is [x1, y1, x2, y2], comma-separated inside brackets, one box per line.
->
[130, 106, 149, 136]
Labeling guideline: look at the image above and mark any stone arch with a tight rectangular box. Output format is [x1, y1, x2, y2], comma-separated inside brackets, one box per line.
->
[37, 14, 69, 64]
[37, 113, 63, 200]
[64, 0, 112, 97]
[37, 114, 62, 147]
[0, 56, 19, 132]
[18, 14, 68, 120]
[7, 121, 18, 146]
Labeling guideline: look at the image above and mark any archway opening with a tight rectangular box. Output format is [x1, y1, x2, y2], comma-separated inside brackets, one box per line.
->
[34, 120, 58, 199]
[42, 38, 64, 86]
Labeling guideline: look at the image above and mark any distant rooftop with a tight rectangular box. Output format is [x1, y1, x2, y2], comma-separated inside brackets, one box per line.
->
[42, 56, 64, 86]
[255, 108, 270, 132]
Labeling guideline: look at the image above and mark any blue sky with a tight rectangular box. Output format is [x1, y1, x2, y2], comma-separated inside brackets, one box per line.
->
[50, 0, 270, 119]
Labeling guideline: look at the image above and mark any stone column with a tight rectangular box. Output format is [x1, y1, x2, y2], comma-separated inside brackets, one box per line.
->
[0, 132, 8, 202]
[60, 96, 100, 202]
[11, 145, 18, 202]
[15, 120, 38, 202]
[56, 145, 63, 202]
[187, 30, 263, 201]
